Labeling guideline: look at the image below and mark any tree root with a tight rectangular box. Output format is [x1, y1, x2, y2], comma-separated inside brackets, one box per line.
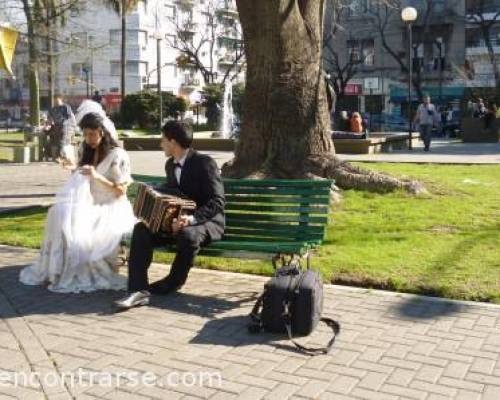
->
[222, 155, 427, 195]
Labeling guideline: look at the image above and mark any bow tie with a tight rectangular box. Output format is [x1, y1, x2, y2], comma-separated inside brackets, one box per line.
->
[173, 162, 182, 169]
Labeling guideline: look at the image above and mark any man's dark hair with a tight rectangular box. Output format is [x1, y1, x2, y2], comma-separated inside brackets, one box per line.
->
[162, 120, 193, 149]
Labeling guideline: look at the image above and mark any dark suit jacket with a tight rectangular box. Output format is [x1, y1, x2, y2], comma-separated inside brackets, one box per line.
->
[156, 149, 225, 241]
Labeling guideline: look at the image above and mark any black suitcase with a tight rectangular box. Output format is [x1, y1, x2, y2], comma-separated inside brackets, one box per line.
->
[249, 264, 340, 355]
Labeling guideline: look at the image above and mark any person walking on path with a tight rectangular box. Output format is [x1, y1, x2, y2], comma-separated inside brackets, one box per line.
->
[413, 95, 438, 152]
[48, 94, 77, 162]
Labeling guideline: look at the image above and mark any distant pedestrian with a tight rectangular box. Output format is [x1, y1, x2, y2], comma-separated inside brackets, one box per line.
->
[350, 112, 363, 133]
[413, 95, 438, 152]
[91, 90, 103, 106]
[48, 94, 76, 162]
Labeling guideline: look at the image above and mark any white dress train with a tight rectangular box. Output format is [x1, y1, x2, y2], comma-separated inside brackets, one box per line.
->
[20, 147, 137, 293]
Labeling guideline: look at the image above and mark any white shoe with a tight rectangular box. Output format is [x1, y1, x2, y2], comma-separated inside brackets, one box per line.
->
[114, 290, 150, 310]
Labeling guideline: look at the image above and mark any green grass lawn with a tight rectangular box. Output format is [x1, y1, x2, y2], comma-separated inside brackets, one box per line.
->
[1, 163, 499, 302]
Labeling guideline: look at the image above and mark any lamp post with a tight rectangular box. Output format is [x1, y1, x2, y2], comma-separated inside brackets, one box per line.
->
[401, 6, 417, 150]
[436, 37, 443, 106]
[154, 32, 163, 131]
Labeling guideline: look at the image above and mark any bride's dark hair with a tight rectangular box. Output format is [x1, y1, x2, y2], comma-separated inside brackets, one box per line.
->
[78, 112, 119, 166]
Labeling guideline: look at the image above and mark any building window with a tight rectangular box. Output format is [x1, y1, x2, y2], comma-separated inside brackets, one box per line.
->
[165, 4, 176, 19]
[110, 61, 147, 76]
[109, 29, 141, 45]
[110, 61, 120, 76]
[71, 32, 88, 48]
[71, 63, 84, 78]
[347, 40, 360, 62]
[361, 39, 375, 65]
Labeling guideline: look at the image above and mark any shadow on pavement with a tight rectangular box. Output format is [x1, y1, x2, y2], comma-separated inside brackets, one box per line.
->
[392, 296, 467, 320]
[0, 264, 259, 320]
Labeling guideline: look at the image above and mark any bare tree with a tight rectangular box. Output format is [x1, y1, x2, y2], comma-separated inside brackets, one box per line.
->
[165, 0, 245, 85]
[322, 0, 365, 101]
[466, 0, 500, 88]
[15, 0, 79, 126]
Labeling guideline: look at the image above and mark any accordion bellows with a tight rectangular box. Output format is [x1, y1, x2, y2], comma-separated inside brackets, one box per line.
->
[133, 183, 196, 234]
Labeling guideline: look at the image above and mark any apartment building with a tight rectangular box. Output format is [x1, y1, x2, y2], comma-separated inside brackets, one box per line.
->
[1, 0, 244, 114]
[465, 0, 500, 88]
[324, 0, 470, 115]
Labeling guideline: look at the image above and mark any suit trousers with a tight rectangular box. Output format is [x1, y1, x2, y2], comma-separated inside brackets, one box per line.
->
[127, 221, 211, 293]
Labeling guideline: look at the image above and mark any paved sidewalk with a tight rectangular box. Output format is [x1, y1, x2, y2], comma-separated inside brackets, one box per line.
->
[1, 245, 500, 399]
[339, 140, 500, 164]
[1, 140, 499, 213]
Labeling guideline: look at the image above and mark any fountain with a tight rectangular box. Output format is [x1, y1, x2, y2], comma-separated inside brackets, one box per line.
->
[220, 80, 234, 139]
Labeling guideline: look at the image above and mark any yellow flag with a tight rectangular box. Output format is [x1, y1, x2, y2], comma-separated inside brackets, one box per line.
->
[0, 26, 19, 76]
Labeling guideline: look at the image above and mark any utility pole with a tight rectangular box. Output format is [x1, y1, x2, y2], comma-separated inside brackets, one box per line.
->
[121, 0, 126, 101]
[155, 0, 162, 130]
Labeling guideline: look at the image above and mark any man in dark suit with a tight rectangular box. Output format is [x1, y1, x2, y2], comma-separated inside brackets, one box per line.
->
[114, 120, 225, 310]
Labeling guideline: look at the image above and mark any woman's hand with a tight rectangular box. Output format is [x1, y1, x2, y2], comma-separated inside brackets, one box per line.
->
[79, 165, 99, 179]
[60, 158, 76, 171]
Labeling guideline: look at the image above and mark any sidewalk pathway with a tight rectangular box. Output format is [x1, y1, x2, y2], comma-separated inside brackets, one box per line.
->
[1, 245, 500, 399]
[1, 140, 499, 212]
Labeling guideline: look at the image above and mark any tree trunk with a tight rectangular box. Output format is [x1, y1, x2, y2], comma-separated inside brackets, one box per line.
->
[22, 0, 40, 128]
[46, 15, 55, 109]
[224, 0, 424, 194]
[226, 0, 332, 178]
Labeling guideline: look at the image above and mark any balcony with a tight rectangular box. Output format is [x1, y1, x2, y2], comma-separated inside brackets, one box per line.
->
[217, 2, 238, 17]
[174, 0, 194, 11]
[181, 77, 200, 88]
[218, 55, 243, 67]
[178, 22, 197, 34]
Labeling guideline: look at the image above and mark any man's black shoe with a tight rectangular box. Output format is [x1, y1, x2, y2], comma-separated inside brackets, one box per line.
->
[148, 279, 171, 295]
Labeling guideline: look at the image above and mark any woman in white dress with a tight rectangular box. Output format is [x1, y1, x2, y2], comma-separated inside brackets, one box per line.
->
[19, 107, 136, 293]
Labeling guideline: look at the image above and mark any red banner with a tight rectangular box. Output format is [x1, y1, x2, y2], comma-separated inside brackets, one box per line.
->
[345, 84, 362, 95]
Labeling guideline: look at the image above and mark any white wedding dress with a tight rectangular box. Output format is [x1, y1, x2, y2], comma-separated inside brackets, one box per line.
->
[20, 147, 137, 293]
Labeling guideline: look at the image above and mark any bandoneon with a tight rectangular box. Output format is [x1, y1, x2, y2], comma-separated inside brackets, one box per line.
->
[133, 183, 196, 234]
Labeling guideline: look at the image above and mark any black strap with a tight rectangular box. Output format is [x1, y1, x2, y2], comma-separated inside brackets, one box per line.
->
[284, 314, 340, 355]
[248, 293, 264, 333]
[248, 293, 340, 355]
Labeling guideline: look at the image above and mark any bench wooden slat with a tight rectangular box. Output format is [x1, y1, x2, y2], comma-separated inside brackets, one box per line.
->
[222, 236, 322, 245]
[225, 194, 331, 205]
[224, 187, 331, 196]
[206, 240, 311, 254]
[225, 204, 329, 214]
[226, 214, 328, 224]
[225, 226, 325, 239]
[222, 220, 326, 232]
[224, 178, 333, 188]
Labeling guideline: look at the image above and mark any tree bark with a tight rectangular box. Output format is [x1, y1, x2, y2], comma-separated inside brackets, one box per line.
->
[21, 0, 40, 128]
[225, 0, 332, 179]
[224, 0, 424, 194]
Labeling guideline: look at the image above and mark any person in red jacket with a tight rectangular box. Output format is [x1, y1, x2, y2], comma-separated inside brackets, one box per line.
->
[350, 112, 363, 133]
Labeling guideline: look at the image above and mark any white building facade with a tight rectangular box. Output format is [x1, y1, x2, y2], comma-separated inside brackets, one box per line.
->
[54, 0, 243, 107]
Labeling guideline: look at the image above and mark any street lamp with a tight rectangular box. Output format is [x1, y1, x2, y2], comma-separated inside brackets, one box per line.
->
[154, 31, 163, 130]
[436, 37, 443, 106]
[401, 6, 417, 150]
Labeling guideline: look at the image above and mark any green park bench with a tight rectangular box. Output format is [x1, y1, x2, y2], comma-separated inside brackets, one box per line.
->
[126, 175, 334, 268]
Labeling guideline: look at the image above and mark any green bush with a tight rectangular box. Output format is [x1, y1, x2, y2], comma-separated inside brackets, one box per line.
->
[120, 91, 191, 129]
